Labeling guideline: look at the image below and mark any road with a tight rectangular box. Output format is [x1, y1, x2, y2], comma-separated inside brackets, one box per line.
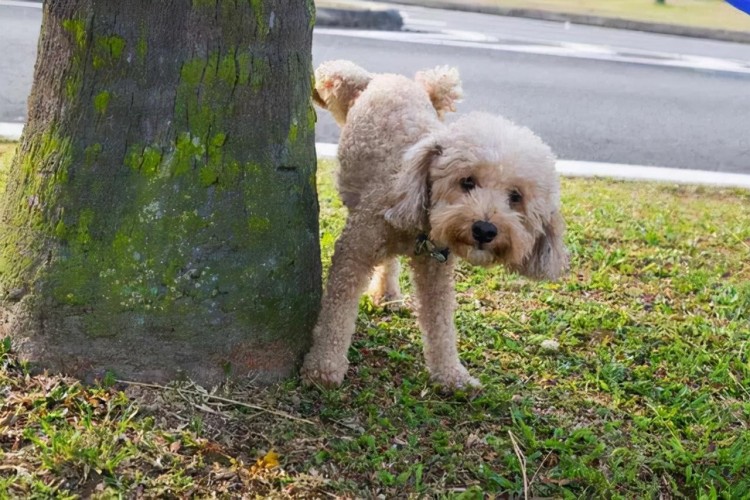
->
[0, 1, 38, 123]
[2, 1, 750, 172]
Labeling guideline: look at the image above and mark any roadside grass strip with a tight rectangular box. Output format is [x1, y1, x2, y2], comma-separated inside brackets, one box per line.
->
[443, 0, 750, 32]
[0, 151, 749, 498]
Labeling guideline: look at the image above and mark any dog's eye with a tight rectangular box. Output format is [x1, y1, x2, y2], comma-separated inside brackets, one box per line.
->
[460, 177, 476, 192]
[509, 189, 523, 205]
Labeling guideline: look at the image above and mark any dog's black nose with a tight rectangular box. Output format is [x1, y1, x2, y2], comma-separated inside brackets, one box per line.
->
[472, 221, 497, 243]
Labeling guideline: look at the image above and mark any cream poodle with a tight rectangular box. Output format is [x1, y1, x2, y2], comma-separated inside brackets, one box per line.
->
[303, 61, 567, 389]
[313, 60, 464, 307]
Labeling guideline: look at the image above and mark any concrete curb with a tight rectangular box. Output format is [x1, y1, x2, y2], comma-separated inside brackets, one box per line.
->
[315, 143, 750, 190]
[382, 0, 750, 44]
[316, 2, 403, 30]
[0, 122, 23, 141]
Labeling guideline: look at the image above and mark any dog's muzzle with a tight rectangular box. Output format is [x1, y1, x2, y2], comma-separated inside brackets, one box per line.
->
[472, 221, 497, 244]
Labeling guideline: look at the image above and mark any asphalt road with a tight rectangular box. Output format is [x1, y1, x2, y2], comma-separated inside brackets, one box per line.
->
[2, 1, 750, 172]
[0, 1, 39, 123]
[313, 32, 750, 173]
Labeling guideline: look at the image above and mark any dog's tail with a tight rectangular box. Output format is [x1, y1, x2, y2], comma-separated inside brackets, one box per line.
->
[414, 65, 463, 119]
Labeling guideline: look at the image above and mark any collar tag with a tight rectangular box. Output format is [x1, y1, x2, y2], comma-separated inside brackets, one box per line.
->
[415, 234, 450, 263]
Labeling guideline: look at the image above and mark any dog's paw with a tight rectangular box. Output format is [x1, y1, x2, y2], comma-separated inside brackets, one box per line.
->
[300, 354, 348, 388]
[430, 365, 482, 392]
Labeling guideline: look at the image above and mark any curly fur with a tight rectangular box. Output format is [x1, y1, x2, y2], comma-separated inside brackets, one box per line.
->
[313, 60, 463, 128]
[314, 61, 463, 308]
[303, 61, 567, 390]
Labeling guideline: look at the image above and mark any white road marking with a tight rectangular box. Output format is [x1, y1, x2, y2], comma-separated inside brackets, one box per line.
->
[315, 142, 750, 189]
[315, 142, 339, 158]
[315, 28, 750, 75]
[560, 42, 615, 55]
[400, 13, 448, 28]
[404, 19, 448, 28]
[0, 0, 42, 7]
[0, 122, 23, 140]
[556, 160, 750, 189]
[439, 29, 498, 43]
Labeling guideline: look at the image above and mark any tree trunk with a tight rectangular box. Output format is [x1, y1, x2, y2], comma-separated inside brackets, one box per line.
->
[0, 0, 320, 385]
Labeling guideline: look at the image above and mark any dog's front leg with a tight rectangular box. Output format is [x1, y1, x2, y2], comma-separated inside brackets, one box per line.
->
[410, 255, 481, 390]
[301, 217, 384, 387]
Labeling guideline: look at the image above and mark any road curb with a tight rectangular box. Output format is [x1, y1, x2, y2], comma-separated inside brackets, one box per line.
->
[316, 2, 403, 30]
[0, 122, 23, 141]
[383, 0, 750, 44]
[315, 143, 750, 190]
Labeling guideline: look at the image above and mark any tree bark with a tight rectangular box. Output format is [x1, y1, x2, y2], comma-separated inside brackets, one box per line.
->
[0, 0, 320, 385]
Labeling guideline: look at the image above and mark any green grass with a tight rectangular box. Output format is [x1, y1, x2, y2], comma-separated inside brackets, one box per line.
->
[0, 143, 14, 192]
[401, 0, 750, 32]
[1, 150, 750, 497]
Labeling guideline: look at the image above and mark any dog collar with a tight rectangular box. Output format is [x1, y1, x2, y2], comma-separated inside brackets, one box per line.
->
[415, 233, 450, 263]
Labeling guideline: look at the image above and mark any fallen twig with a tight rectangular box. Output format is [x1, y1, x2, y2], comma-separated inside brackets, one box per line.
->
[509, 430, 529, 500]
[529, 449, 554, 489]
[116, 379, 315, 425]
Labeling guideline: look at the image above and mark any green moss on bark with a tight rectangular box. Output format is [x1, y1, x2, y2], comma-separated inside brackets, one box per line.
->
[250, 0, 269, 37]
[62, 18, 88, 100]
[84, 143, 102, 167]
[306, 0, 316, 28]
[237, 53, 251, 85]
[93, 35, 126, 69]
[93, 91, 110, 114]
[250, 56, 270, 92]
[45, 40, 318, 329]
[136, 25, 147, 63]
[0, 128, 72, 293]
[192, 0, 215, 8]
[288, 120, 299, 144]
[1, 0, 319, 384]
[62, 19, 86, 48]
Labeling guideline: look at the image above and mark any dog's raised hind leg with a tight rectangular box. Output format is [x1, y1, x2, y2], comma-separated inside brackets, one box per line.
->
[367, 258, 403, 308]
[409, 254, 481, 390]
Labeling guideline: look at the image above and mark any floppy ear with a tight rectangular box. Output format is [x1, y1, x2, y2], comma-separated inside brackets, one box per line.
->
[384, 137, 442, 231]
[517, 209, 568, 280]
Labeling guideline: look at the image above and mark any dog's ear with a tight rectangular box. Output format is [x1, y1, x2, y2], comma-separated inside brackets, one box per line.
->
[517, 209, 568, 280]
[385, 136, 442, 231]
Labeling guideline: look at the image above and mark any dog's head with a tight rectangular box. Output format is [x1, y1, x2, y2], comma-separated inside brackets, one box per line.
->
[385, 113, 568, 280]
[312, 60, 372, 126]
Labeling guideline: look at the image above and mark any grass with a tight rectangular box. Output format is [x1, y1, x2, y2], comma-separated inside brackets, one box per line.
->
[1, 149, 750, 497]
[405, 0, 750, 32]
[0, 143, 14, 190]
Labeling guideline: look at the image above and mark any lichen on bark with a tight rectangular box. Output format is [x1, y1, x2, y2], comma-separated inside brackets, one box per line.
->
[0, 0, 320, 385]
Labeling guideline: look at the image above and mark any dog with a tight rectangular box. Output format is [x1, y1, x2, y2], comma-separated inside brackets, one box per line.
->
[303, 61, 567, 390]
[313, 61, 464, 307]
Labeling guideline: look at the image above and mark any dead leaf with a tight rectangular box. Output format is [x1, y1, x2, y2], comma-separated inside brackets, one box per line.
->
[251, 450, 280, 473]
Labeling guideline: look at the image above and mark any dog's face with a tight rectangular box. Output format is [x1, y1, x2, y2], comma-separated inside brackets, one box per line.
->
[385, 113, 568, 280]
